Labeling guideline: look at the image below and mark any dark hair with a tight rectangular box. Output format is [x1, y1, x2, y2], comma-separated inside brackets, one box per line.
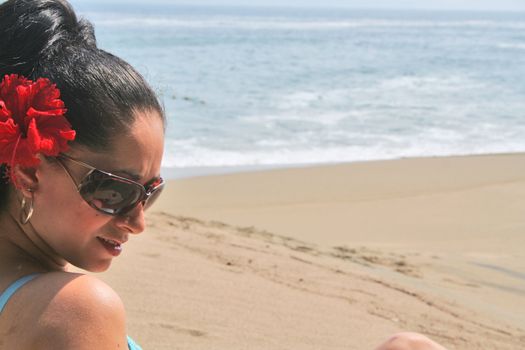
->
[0, 0, 165, 209]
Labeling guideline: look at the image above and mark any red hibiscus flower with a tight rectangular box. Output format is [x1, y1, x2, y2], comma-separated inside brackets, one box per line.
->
[0, 74, 76, 182]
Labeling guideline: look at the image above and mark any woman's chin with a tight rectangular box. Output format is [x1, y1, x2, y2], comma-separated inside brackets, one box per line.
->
[70, 258, 112, 273]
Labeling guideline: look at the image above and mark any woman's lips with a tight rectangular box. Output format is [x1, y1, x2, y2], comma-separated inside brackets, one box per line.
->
[97, 236, 123, 256]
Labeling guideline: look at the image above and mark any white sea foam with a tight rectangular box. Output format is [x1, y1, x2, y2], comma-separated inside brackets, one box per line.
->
[87, 13, 525, 30]
[162, 121, 525, 168]
[240, 111, 348, 127]
[276, 90, 349, 109]
[161, 142, 525, 169]
[497, 43, 525, 50]
[377, 75, 485, 92]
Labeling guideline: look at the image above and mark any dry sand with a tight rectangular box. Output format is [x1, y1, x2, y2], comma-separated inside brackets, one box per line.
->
[100, 154, 525, 349]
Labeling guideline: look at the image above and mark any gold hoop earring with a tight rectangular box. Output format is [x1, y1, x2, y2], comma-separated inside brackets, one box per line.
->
[20, 190, 34, 224]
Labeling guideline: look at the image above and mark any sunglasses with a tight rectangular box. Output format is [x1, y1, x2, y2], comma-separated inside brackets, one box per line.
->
[56, 154, 164, 216]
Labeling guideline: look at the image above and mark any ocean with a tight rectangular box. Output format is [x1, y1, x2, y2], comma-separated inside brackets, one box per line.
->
[73, 3, 525, 175]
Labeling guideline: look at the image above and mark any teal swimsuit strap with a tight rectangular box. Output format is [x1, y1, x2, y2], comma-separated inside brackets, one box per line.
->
[0, 274, 40, 314]
[127, 335, 143, 350]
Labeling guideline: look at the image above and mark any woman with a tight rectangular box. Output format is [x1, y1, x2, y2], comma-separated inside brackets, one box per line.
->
[0, 1, 446, 349]
[0, 0, 164, 348]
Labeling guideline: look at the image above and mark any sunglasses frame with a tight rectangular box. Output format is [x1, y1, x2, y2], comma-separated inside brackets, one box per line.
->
[56, 153, 164, 216]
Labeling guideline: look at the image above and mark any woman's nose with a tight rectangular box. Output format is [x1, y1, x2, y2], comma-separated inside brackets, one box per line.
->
[114, 203, 146, 234]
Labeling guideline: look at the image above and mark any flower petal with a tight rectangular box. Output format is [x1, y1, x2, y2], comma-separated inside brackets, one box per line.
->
[27, 113, 76, 156]
[0, 74, 76, 184]
[0, 118, 19, 164]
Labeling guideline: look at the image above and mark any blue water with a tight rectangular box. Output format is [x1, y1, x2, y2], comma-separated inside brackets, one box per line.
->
[73, 3, 525, 171]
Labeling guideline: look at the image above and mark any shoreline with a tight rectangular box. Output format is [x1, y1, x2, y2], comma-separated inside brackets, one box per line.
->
[160, 151, 525, 180]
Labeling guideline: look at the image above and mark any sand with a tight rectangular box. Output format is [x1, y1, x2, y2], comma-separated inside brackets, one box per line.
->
[99, 154, 525, 349]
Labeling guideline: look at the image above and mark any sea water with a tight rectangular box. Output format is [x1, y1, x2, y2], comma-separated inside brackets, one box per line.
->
[73, 3, 525, 175]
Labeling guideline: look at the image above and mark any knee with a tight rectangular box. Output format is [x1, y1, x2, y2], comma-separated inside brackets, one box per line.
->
[376, 332, 446, 350]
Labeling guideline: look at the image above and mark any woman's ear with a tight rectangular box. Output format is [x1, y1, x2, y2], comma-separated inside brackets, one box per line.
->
[11, 164, 39, 197]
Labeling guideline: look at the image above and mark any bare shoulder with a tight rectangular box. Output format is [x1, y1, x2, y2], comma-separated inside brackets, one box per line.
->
[36, 272, 125, 311]
[22, 272, 128, 349]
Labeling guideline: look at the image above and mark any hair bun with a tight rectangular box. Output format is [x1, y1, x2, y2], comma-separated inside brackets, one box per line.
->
[76, 17, 97, 47]
[0, 0, 96, 76]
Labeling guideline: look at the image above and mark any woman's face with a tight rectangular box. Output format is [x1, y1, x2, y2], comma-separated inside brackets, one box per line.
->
[29, 110, 165, 272]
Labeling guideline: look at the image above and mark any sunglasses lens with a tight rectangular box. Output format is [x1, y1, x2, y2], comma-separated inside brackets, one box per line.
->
[79, 171, 143, 215]
[143, 183, 164, 210]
